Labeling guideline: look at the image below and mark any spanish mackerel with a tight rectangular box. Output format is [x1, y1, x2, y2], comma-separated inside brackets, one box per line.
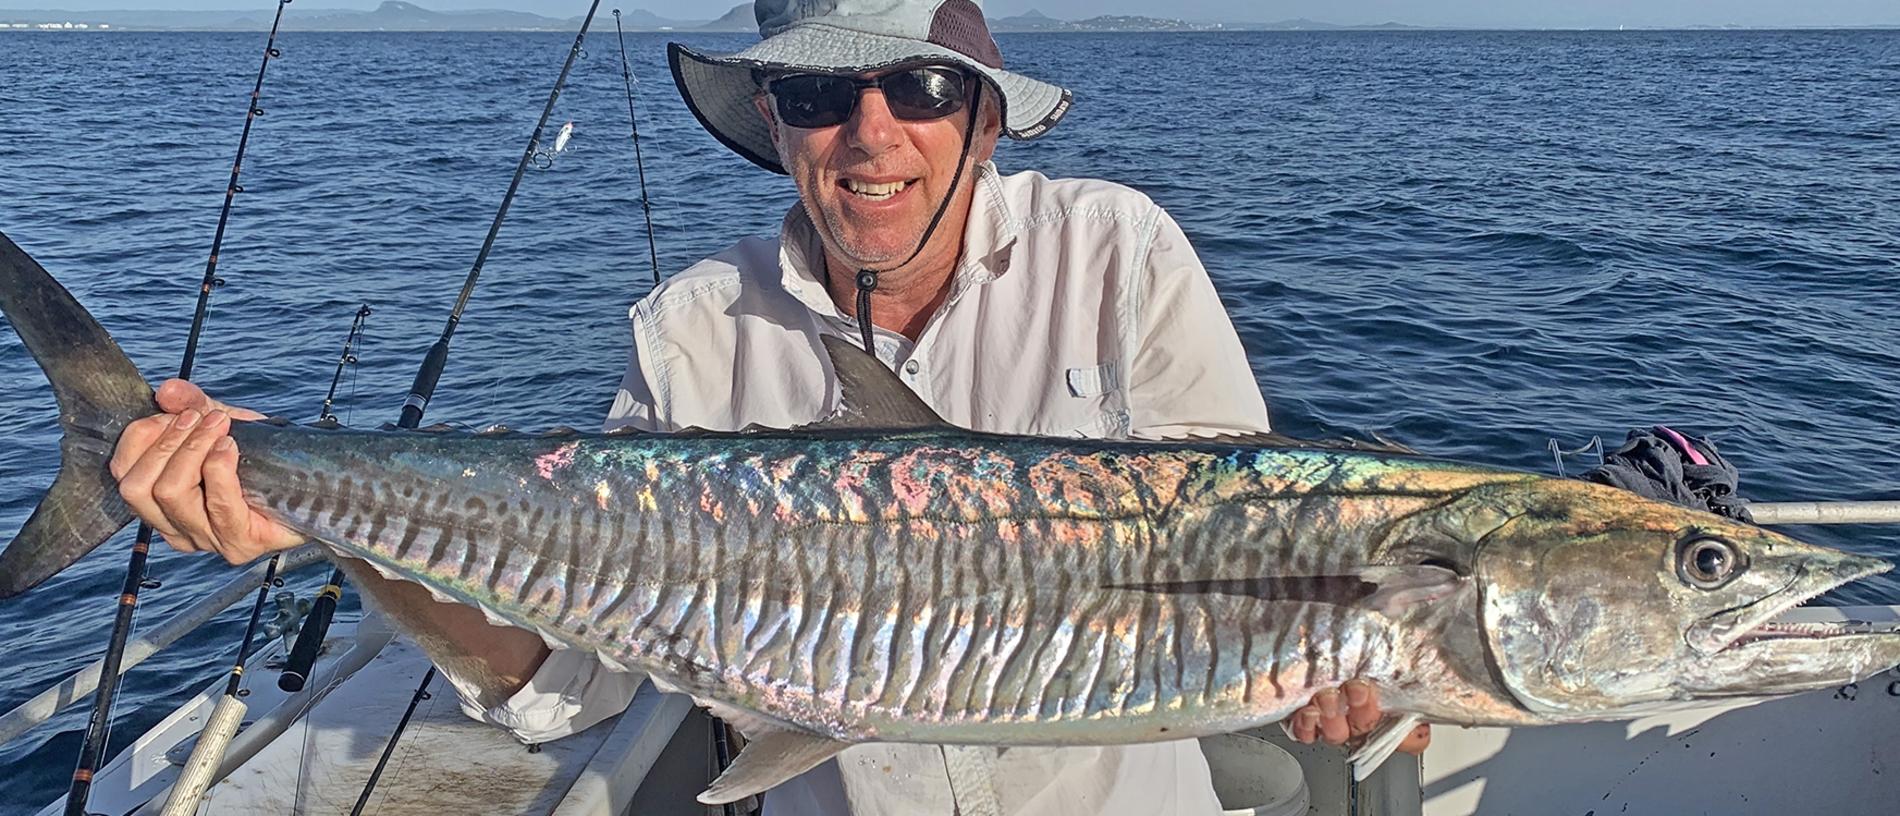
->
[4, 230, 1899, 805]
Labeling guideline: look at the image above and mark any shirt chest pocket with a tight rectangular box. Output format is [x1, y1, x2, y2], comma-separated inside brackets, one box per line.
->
[1047, 361, 1130, 439]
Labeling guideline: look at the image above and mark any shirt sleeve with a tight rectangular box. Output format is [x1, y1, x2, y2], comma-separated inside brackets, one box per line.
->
[1124, 208, 1274, 439]
[605, 304, 666, 433]
[444, 648, 646, 744]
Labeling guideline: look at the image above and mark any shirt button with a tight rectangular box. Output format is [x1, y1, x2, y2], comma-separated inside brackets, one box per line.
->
[904, 360, 921, 375]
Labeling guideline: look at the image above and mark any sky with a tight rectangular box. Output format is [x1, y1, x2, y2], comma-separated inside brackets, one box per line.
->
[2, 1, 1897, 28]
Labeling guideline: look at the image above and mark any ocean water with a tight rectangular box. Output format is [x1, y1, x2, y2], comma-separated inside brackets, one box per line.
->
[0, 27, 1896, 808]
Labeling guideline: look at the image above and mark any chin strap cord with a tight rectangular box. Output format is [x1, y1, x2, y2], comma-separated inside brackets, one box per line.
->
[855, 269, 880, 353]
[852, 82, 985, 355]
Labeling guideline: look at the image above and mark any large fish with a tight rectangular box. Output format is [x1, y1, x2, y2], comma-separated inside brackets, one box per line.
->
[3, 230, 1899, 805]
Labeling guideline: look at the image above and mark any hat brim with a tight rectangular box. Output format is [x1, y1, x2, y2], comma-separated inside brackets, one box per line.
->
[669, 24, 1074, 175]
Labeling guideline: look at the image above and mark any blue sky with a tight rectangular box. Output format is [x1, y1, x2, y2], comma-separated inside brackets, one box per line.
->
[2, 1, 1897, 28]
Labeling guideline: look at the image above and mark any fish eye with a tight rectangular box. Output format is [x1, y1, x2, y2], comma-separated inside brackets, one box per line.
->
[1677, 536, 1746, 589]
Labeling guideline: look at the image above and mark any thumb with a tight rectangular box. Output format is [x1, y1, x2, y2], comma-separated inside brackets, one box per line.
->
[154, 379, 267, 421]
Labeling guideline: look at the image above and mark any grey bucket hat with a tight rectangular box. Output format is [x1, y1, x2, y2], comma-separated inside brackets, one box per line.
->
[668, 0, 1074, 174]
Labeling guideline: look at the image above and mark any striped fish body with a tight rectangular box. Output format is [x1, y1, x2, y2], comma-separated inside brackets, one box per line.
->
[230, 421, 1532, 743]
[9, 231, 1900, 805]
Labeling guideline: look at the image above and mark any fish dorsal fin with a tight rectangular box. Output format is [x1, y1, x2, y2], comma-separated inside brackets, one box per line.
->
[1199, 430, 1419, 456]
[807, 334, 951, 431]
[698, 727, 850, 805]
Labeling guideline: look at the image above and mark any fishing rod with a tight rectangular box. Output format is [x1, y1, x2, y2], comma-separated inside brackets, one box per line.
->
[64, 2, 294, 812]
[278, 0, 606, 698]
[337, 6, 604, 812]
[612, 8, 661, 286]
[275, 304, 374, 694]
[158, 302, 368, 815]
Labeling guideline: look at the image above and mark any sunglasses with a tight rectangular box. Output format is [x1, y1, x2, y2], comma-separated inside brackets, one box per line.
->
[766, 66, 971, 130]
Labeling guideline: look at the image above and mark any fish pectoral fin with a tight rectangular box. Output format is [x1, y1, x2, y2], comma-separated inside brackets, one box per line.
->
[1348, 712, 1424, 781]
[805, 334, 953, 431]
[698, 728, 850, 805]
[1358, 565, 1462, 615]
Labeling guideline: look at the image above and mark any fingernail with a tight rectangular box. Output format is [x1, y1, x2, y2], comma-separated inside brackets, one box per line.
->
[1345, 683, 1370, 706]
[215, 438, 235, 452]
[1317, 691, 1340, 717]
[176, 410, 201, 429]
[206, 409, 229, 426]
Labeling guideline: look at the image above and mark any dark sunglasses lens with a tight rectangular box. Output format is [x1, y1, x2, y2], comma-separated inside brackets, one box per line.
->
[884, 68, 967, 120]
[773, 75, 854, 128]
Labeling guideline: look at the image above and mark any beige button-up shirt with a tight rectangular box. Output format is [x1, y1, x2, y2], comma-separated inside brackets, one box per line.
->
[450, 163, 1272, 815]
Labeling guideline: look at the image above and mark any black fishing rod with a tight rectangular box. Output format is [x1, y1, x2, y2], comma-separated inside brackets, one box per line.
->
[342, 6, 604, 812]
[276, 304, 374, 694]
[64, 2, 294, 812]
[612, 8, 661, 286]
[279, 0, 606, 699]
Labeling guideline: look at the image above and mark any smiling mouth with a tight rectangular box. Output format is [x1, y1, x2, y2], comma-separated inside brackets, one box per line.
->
[840, 178, 917, 201]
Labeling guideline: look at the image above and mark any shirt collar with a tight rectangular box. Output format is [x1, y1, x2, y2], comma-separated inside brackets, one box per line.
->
[776, 161, 1021, 318]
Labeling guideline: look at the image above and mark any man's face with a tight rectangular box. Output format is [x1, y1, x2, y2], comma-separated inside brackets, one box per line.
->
[758, 67, 1001, 271]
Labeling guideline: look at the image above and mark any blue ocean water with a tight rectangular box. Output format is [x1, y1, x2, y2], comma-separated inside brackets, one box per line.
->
[0, 27, 1896, 808]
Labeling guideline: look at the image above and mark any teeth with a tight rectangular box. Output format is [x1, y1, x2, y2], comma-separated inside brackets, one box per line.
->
[844, 179, 910, 199]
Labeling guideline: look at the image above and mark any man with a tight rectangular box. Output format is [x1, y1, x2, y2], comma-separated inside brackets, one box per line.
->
[109, 0, 1424, 811]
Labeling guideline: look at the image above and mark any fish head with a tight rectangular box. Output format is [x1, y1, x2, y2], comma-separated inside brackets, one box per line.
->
[1464, 478, 1899, 718]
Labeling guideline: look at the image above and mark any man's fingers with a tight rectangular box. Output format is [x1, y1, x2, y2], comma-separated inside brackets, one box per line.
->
[203, 436, 301, 563]
[1345, 681, 1382, 736]
[1318, 706, 1351, 745]
[1288, 706, 1320, 743]
[110, 414, 175, 480]
[116, 412, 194, 519]
[148, 410, 230, 552]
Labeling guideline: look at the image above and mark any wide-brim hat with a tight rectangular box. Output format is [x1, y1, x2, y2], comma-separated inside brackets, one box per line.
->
[669, 0, 1074, 175]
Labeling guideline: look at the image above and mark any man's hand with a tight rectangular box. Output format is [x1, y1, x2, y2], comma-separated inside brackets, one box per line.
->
[1286, 680, 1432, 755]
[109, 379, 304, 563]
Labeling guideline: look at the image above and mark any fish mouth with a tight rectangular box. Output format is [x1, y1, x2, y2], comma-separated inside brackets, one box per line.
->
[1723, 616, 1900, 650]
[1679, 554, 1900, 697]
[1688, 556, 1892, 656]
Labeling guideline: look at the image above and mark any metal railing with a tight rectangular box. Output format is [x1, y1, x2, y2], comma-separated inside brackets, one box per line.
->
[0, 546, 323, 747]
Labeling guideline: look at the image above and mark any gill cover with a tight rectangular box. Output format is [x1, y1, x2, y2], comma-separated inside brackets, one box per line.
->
[0, 231, 152, 598]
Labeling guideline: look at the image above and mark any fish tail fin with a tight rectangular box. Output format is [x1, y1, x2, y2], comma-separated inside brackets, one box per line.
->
[0, 231, 155, 599]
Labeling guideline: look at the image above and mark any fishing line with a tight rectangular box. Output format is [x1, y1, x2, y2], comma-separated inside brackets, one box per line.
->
[64, 2, 295, 812]
[340, 3, 606, 808]
[612, 9, 662, 286]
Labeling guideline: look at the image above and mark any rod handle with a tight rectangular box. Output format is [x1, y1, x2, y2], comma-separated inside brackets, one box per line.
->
[158, 693, 248, 816]
[399, 339, 452, 430]
[278, 574, 343, 692]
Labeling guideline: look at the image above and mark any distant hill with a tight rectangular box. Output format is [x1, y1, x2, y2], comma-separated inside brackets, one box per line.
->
[698, 3, 756, 32]
[992, 9, 1064, 32]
